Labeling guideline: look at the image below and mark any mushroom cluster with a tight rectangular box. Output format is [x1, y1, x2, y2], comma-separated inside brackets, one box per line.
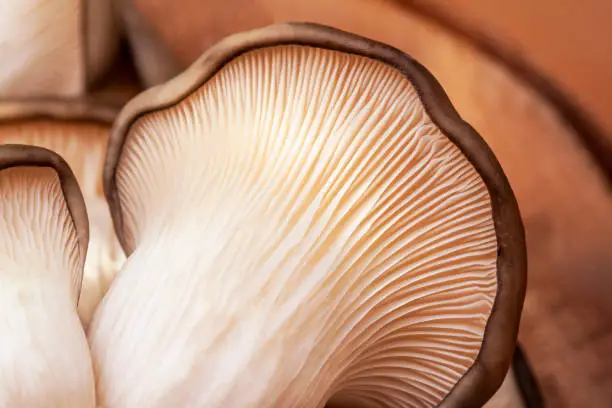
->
[0, 19, 526, 408]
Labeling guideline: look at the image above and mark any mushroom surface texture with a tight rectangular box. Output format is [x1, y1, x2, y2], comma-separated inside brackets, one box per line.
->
[0, 101, 125, 328]
[484, 346, 544, 408]
[483, 368, 524, 408]
[0, 0, 119, 97]
[0, 145, 95, 407]
[91, 23, 526, 408]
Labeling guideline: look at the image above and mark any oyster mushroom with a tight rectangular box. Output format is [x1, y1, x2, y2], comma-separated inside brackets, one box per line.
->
[0, 0, 120, 97]
[90, 23, 526, 407]
[0, 101, 125, 327]
[0, 145, 95, 407]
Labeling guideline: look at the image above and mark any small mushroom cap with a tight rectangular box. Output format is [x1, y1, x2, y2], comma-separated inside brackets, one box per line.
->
[0, 145, 95, 407]
[0, 100, 124, 327]
[96, 23, 525, 408]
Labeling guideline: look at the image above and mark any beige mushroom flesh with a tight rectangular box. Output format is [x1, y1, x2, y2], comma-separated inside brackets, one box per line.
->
[0, 0, 119, 97]
[0, 145, 95, 407]
[91, 24, 526, 408]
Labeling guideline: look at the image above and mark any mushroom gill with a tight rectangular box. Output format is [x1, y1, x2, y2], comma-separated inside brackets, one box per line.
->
[90, 37, 519, 408]
[0, 112, 125, 327]
[0, 146, 94, 407]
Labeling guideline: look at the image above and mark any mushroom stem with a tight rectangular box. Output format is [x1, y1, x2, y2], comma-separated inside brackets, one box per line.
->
[0, 0, 119, 97]
[91, 242, 344, 406]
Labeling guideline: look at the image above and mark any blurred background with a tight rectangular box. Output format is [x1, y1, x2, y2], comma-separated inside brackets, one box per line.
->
[1, 0, 611, 406]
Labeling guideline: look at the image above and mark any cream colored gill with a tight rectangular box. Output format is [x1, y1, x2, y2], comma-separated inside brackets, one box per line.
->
[0, 166, 95, 407]
[90, 45, 497, 408]
[0, 120, 125, 327]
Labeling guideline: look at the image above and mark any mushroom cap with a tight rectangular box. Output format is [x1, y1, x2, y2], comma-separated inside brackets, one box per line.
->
[0, 144, 95, 407]
[0, 145, 90, 279]
[100, 23, 526, 407]
[0, 100, 124, 326]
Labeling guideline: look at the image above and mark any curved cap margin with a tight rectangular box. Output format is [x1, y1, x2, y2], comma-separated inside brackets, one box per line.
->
[0, 144, 90, 301]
